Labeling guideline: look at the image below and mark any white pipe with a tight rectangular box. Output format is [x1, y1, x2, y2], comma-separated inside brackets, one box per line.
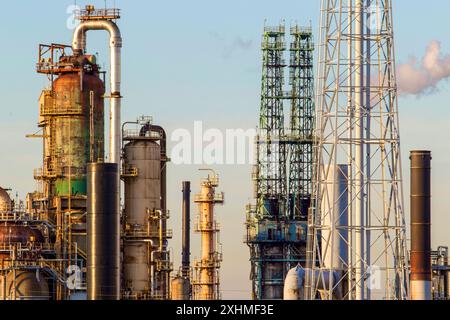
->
[347, 0, 354, 299]
[355, 0, 365, 300]
[365, 0, 372, 300]
[72, 20, 123, 164]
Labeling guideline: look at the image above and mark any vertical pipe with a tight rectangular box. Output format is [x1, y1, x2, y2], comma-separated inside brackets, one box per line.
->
[365, 0, 372, 300]
[72, 21, 122, 164]
[410, 151, 432, 300]
[355, 0, 365, 300]
[182, 181, 191, 277]
[87, 163, 120, 300]
[347, 0, 354, 299]
[89, 91, 95, 163]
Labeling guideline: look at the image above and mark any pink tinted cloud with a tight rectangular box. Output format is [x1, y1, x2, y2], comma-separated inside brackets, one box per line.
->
[397, 41, 450, 96]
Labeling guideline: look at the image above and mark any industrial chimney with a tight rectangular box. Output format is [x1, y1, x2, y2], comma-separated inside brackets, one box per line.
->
[171, 182, 192, 300]
[87, 163, 120, 300]
[182, 181, 191, 277]
[410, 151, 432, 300]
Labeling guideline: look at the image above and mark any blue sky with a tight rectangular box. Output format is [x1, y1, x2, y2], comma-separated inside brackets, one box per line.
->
[1, 0, 450, 299]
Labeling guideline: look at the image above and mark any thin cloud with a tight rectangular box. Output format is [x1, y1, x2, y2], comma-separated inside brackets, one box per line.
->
[397, 41, 450, 96]
[210, 32, 253, 59]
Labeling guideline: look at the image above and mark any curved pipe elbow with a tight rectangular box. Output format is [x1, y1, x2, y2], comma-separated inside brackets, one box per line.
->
[72, 20, 122, 51]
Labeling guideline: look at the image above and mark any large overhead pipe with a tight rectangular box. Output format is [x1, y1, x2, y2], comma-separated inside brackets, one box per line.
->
[72, 20, 122, 164]
[182, 181, 191, 277]
[410, 151, 432, 300]
[87, 163, 120, 300]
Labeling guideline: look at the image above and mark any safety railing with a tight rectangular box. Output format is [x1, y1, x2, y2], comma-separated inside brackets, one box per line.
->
[194, 221, 221, 232]
[264, 25, 285, 34]
[121, 166, 138, 178]
[123, 129, 162, 140]
[75, 7, 121, 21]
[194, 192, 224, 203]
[40, 104, 84, 116]
[0, 211, 49, 222]
[290, 25, 313, 35]
[123, 229, 173, 239]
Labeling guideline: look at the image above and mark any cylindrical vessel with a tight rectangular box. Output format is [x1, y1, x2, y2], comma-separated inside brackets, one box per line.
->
[182, 181, 191, 277]
[199, 184, 215, 300]
[193, 176, 223, 300]
[123, 139, 162, 297]
[321, 165, 349, 271]
[171, 276, 191, 300]
[410, 151, 432, 300]
[446, 270, 450, 299]
[0, 188, 12, 212]
[0, 224, 45, 260]
[1, 270, 50, 300]
[53, 71, 104, 196]
[87, 163, 120, 300]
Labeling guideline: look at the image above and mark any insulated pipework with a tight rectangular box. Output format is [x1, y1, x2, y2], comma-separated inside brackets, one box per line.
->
[410, 151, 432, 300]
[72, 13, 123, 165]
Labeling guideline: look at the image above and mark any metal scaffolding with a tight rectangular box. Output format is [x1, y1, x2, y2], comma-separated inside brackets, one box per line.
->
[288, 26, 315, 220]
[305, 0, 409, 300]
[245, 24, 314, 300]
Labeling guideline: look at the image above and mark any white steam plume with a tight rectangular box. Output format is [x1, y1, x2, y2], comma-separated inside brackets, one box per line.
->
[397, 41, 450, 96]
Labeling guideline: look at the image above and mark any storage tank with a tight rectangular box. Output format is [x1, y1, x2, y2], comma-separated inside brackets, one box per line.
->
[52, 66, 105, 196]
[0, 188, 12, 212]
[0, 225, 45, 244]
[1, 270, 50, 300]
[123, 135, 164, 298]
[171, 276, 191, 300]
[0, 224, 45, 260]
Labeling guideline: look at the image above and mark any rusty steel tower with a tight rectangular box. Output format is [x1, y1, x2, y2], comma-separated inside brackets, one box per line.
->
[245, 24, 314, 300]
[305, 0, 409, 300]
[192, 170, 224, 300]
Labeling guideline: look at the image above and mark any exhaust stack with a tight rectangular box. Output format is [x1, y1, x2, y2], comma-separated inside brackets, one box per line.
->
[182, 181, 191, 277]
[87, 163, 120, 300]
[410, 151, 432, 300]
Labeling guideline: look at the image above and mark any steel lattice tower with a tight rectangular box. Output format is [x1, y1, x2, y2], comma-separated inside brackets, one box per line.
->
[246, 24, 314, 300]
[288, 26, 315, 220]
[305, 0, 409, 300]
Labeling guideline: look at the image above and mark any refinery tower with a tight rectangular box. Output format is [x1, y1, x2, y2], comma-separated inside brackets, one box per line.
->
[245, 23, 315, 300]
[0, 5, 172, 300]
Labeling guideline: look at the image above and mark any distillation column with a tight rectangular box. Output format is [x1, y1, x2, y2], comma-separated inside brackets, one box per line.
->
[193, 172, 224, 300]
[122, 119, 172, 300]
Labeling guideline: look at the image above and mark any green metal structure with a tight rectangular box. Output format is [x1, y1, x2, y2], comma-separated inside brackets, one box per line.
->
[245, 24, 315, 300]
